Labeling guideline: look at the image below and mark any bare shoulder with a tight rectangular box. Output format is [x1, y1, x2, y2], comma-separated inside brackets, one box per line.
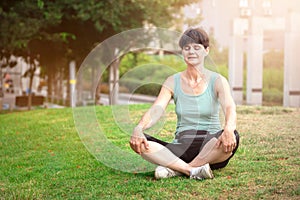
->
[162, 74, 176, 94]
[213, 73, 231, 96]
[215, 74, 229, 86]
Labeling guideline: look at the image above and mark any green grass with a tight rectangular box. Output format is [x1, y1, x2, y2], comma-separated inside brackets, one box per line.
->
[0, 105, 299, 199]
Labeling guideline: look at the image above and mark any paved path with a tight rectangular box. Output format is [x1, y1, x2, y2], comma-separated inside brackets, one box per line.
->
[1, 92, 65, 110]
[99, 93, 158, 105]
[1, 93, 15, 110]
[0, 92, 166, 111]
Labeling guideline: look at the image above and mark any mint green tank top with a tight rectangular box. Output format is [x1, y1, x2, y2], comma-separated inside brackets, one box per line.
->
[173, 72, 221, 135]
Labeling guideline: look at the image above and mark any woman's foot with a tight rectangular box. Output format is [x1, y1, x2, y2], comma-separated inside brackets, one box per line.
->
[154, 166, 183, 179]
[190, 163, 214, 180]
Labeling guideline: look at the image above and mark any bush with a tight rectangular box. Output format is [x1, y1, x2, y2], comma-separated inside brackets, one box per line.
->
[119, 78, 142, 92]
[262, 50, 284, 105]
[263, 50, 284, 69]
[119, 61, 176, 96]
[263, 66, 283, 91]
[120, 78, 162, 96]
[263, 88, 283, 105]
[135, 83, 162, 96]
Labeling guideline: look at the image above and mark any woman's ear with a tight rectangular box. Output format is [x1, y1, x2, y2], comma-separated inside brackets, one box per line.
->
[205, 47, 210, 56]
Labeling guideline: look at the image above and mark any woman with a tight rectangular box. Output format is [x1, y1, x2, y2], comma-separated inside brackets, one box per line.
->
[129, 27, 239, 180]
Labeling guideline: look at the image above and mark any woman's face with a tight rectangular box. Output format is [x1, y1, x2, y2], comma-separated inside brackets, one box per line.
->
[182, 43, 208, 66]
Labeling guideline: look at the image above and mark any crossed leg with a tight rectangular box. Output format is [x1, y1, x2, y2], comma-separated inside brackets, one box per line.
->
[189, 137, 232, 167]
[141, 141, 192, 176]
[140, 138, 232, 176]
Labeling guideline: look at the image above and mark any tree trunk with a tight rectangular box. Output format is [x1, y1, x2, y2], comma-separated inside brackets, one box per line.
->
[109, 59, 120, 105]
[47, 70, 53, 104]
[27, 71, 34, 110]
[95, 77, 102, 105]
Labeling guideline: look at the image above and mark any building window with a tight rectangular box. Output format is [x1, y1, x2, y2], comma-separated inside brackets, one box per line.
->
[239, 0, 248, 8]
[240, 0, 251, 17]
[262, 0, 271, 8]
[262, 0, 272, 16]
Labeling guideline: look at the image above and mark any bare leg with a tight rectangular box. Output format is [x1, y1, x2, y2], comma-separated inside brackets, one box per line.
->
[140, 138, 233, 176]
[141, 141, 192, 176]
[189, 137, 232, 167]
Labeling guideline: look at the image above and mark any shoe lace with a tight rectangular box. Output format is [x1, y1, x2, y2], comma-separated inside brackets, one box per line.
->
[190, 167, 205, 180]
[166, 168, 177, 177]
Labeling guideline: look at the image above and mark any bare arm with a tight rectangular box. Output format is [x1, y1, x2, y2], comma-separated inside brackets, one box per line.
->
[129, 76, 174, 154]
[215, 75, 237, 153]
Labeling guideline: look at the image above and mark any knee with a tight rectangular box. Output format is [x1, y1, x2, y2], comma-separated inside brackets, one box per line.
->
[140, 141, 163, 155]
[140, 143, 149, 154]
[131, 141, 154, 155]
[130, 141, 153, 155]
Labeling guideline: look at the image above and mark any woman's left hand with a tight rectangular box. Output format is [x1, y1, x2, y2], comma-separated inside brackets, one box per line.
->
[216, 129, 236, 153]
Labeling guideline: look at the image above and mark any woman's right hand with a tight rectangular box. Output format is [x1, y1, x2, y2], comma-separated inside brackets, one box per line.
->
[129, 77, 173, 155]
[129, 126, 149, 154]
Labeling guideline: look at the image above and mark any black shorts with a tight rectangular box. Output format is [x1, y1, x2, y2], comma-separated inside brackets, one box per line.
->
[145, 130, 240, 170]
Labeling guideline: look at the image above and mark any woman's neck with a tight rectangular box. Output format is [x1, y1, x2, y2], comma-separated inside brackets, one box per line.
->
[185, 64, 206, 81]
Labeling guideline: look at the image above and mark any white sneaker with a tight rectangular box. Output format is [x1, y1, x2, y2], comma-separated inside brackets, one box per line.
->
[190, 163, 214, 180]
[154, 166, 183, 179]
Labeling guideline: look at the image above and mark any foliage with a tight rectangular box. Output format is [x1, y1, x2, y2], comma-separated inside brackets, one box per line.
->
[263, 68, 283, 104]
[262, 50, 284, 104]
[118, 53, 185, 95]
[0, 0, 199, 102]
[263, 50, 284, 69]
[207, 35, 229, 66]
[0, 0, 200, 59]
[0, 105, 299, 199]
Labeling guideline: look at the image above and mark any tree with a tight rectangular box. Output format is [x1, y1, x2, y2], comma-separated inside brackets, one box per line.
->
[0, 0, 200, 107]
[0, 0, 67, 109]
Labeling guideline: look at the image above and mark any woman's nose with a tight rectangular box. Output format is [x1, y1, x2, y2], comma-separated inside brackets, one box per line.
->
[188, 48, 195, 54]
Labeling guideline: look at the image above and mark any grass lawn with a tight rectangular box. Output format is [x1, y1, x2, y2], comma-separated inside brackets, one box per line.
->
[0, 104, 299, 199]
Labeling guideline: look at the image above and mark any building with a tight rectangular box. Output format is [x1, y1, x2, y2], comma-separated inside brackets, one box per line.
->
[0, 56, 41, 96]
[185, 0, 300, 107]
[199, 0, 300, 50]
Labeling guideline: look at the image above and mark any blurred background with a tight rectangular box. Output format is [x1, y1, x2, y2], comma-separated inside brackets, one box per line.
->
[0, 0, 299, 111]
